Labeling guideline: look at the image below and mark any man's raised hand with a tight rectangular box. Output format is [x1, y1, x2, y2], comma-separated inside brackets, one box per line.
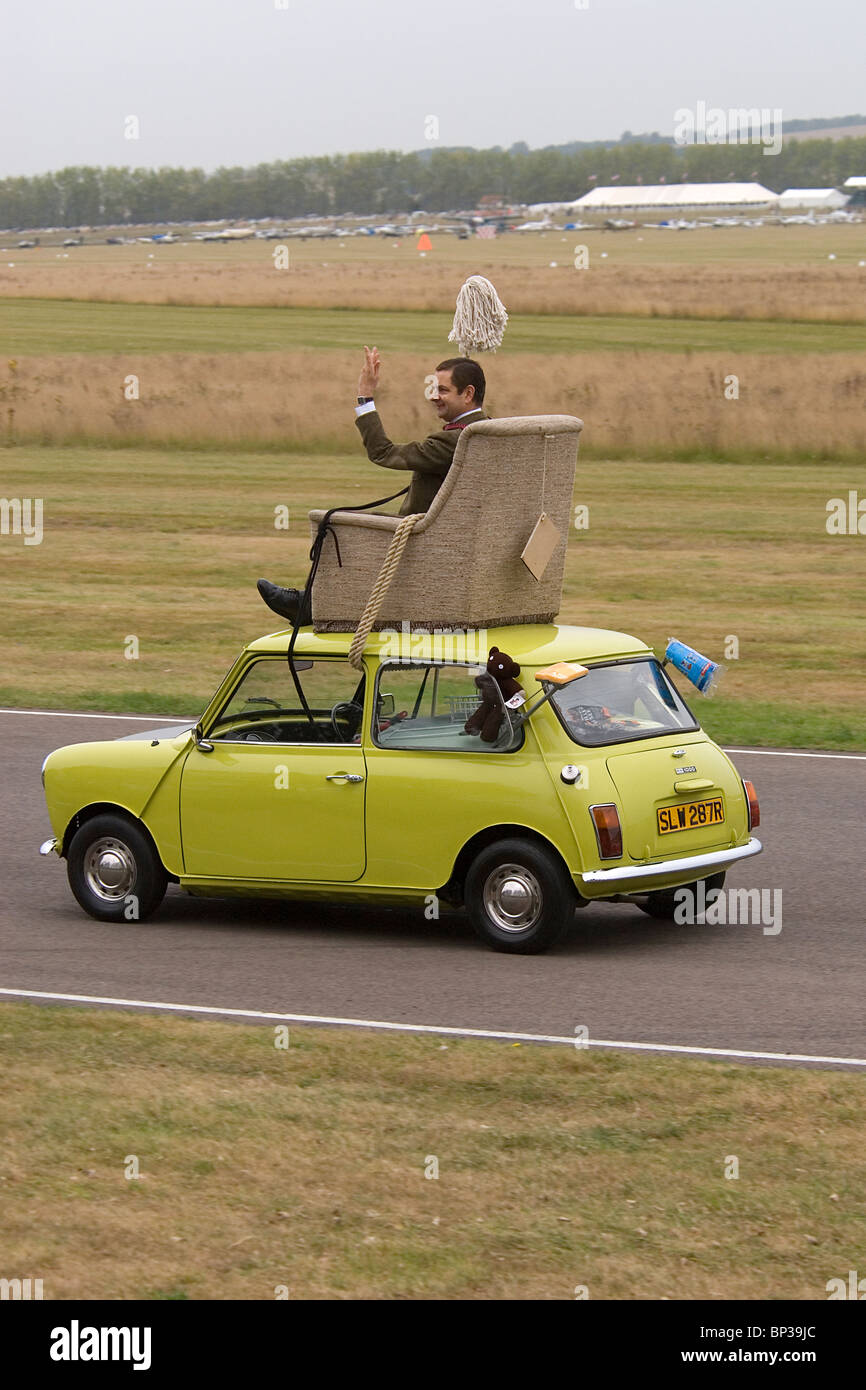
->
[358, 345, 380, 397]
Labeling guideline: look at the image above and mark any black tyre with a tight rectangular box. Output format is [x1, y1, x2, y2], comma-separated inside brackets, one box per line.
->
[638, 871, 726, 920]
[67, 814, 167, 923]
[464, 837, 575, 954]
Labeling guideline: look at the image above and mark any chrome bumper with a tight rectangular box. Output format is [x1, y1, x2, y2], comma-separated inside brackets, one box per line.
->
[39, 837, 59, 857]
[581, 836, 762, 885]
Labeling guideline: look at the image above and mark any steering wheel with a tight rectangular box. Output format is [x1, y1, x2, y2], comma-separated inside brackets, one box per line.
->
[244, 724, 279, 742]
[330, 701, 363, 742]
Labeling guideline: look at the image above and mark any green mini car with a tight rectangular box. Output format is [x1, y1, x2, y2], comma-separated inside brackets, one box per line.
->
[40, 623, 762, 953]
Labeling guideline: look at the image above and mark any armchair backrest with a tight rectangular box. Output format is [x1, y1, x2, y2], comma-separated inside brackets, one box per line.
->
[415, 414, 583, 536]
[407, 414, 583, 625]
[308, 414, 584, 632]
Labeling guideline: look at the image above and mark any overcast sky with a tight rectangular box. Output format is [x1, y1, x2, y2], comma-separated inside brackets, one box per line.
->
[2, 0, 863, 176]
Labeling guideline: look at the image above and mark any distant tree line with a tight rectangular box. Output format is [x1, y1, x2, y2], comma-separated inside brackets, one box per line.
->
[782, 113, 866, 132]
[2, 136, 866, 229]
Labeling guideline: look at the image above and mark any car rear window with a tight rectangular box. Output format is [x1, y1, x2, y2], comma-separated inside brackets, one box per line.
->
[549, 658, 699, 747]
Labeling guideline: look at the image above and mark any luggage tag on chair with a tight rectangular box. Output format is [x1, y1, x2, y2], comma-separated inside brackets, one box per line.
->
[520, 512, 561, 581]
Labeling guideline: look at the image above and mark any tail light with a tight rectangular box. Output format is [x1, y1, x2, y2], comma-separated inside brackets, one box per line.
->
[589, 803, 623, 859]
[743, 780, 760, 830]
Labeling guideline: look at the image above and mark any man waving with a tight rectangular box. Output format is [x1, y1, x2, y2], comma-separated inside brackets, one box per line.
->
[257, 348, 488, 624]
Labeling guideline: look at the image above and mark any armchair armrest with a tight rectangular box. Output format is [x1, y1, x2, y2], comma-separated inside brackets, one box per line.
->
[308, 508, 404, 534]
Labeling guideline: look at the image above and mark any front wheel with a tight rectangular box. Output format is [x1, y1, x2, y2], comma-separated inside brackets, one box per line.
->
[464, 838, 575, 953]
[67, 814, 167, 923]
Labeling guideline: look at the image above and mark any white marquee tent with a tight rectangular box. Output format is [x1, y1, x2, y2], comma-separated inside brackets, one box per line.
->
[571, 182, 778, 211]
[778, 188, 849, 209]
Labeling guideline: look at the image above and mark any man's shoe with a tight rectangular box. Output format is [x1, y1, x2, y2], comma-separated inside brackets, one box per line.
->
[257, 579, 312, 625]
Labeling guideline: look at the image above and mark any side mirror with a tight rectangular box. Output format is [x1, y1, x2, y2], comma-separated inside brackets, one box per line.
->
[377, 693, 395, 718]
[193, 722, 214, 753]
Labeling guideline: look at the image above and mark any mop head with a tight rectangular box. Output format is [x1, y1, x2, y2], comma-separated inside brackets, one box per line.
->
[448, 275, 508, 355]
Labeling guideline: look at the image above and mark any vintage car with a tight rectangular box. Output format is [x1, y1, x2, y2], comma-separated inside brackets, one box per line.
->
[39, 623, 762, 953]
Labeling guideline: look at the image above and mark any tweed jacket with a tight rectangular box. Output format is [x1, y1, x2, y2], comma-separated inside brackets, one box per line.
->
[355, 408, 488, 515]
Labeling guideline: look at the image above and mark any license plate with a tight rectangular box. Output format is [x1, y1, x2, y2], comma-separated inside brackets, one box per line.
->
[657, 797, 725, 835]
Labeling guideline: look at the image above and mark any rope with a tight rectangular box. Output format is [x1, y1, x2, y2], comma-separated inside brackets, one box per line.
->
[286, 483, 409, 736]
[347, 512, 424, 670]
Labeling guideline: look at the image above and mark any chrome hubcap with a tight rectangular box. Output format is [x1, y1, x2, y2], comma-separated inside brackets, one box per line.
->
[483, 863, 543, 933]
[84, 836, 136, 903]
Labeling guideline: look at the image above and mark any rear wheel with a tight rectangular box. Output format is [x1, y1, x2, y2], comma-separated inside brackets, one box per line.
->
[464, 838, 575, 954]
[67, 814, 167, 923]
[638, 871, 726, 920]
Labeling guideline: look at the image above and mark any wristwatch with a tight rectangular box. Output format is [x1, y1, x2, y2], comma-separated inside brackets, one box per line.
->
[357, 395, 374, 404]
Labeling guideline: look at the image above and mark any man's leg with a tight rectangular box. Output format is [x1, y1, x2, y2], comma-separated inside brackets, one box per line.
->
[256, 579, 312, 625]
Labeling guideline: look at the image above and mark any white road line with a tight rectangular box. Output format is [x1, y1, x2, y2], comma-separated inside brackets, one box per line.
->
[0, 709, 190, 723]
[0, 988, 864, 1068]
[0, 709, 862, 759]
[723, 747, 866, 762]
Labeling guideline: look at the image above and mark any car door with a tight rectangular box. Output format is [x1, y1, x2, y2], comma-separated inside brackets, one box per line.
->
[363, 660, 538, 889]
[179, 656, 367, 881]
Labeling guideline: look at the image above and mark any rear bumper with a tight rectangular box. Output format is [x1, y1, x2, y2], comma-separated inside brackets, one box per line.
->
[39, 837, 59, 857]
[580, 836, 762, 886]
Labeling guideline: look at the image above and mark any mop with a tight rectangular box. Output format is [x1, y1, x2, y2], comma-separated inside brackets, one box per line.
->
[448, 274, 508, 355]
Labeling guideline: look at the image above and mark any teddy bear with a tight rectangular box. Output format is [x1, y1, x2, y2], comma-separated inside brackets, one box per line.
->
[463, 647, 523, 743]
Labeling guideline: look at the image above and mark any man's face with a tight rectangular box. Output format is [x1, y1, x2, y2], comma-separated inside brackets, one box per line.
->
[431, 369, 476, 423]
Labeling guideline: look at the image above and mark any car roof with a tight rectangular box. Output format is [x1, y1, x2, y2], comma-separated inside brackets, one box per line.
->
[246, 623, 653, 666]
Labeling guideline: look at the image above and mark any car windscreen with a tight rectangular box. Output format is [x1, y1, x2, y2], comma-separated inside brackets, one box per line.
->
[549, 658, 699, 747]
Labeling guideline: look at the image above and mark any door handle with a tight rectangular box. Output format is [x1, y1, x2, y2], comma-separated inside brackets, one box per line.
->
[326, 772, 364, 783]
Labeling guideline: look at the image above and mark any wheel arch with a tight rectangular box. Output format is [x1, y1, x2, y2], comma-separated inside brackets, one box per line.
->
[61, 803, 176, 880]
[441, 823, 582, 906]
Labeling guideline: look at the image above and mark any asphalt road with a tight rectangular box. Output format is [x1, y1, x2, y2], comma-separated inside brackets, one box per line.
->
[2, 711, 864, 1062]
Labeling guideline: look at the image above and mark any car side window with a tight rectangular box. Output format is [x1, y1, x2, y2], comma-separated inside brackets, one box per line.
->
[374, 662, 520, 752]
[211, 658, 365, 744]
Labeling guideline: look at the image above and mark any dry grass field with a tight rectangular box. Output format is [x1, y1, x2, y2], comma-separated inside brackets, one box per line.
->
[2, 220, 863, 743]
[2, 347, 865, 456]
[1, 224, 865, 320]
[3, 1002, 864, 1300]
[2, 222, 863, 458]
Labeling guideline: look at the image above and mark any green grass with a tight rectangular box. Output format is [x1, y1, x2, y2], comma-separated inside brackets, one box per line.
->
[0, 687, 204, 718]
[3, 298, 865, 357]
[2, 1001, 864, 1300]
[694, 698, 866, 752]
